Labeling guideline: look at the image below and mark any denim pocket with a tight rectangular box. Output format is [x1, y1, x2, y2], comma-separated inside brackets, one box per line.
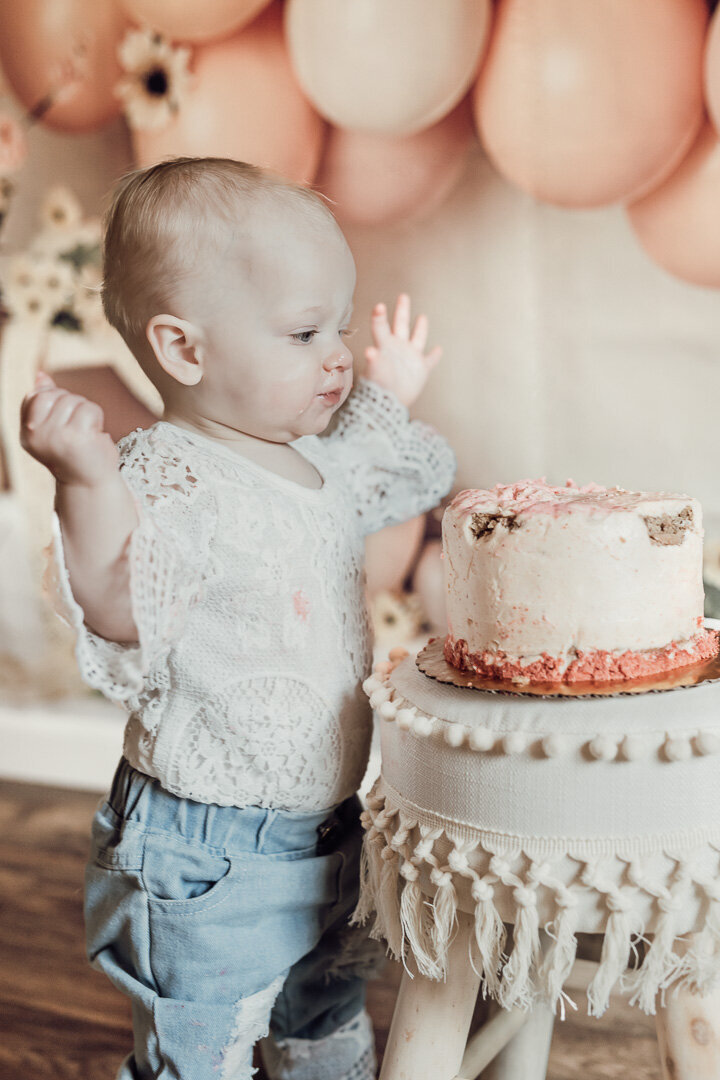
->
[142, 831, 235, 911]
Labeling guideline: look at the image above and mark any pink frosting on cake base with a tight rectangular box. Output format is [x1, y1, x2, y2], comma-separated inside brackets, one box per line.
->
[444, 629, 719, 685]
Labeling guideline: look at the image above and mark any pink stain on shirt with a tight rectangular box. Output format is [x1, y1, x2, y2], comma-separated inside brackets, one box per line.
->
[293, 589, 310, 621]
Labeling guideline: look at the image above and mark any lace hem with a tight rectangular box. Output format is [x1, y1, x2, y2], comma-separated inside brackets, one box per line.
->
[44, 488, 214, 705]
[324, 377, 456, 535]
[45, 510, 145, 704]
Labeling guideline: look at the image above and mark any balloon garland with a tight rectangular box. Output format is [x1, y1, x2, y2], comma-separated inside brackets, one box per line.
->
[1, 0, 720, 279]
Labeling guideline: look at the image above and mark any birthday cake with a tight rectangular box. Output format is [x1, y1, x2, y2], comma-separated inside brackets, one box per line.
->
[442, 479, 719, 684]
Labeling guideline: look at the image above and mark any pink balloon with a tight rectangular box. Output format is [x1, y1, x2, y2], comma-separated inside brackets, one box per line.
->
[627, 122, 720, 288]
[365, 515, 426, 599]
[0, 0, 128, 132]
[314, 98, 474, 226]
[133, 2, 324, 184]
[411, 539, 446, 632]
[474, 0, 707, 208]
[120, 0, 272, 44]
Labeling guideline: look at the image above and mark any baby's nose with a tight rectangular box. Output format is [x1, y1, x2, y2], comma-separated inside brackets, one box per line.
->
[324, 348, 352, 371]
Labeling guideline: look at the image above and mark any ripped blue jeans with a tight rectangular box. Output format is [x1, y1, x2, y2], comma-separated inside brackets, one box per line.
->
[85, 757, 384, 1080]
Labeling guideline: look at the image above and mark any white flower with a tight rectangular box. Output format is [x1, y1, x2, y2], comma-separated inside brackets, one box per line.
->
[3, 253, 75, 325]
[115, 28, 192, 132]
[40, 186, 83, 233]
[370, 589, 425, 647]
[32, 208, 101, 261]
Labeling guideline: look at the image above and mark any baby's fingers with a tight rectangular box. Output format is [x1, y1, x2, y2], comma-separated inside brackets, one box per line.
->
[391, 293, 411, 340]
[410, 313, 429, 353]
[70, 399, 105, 433]
[45, 392, 88, 429]
[370, 302, 392, 347]
[21, 375, 63, 431]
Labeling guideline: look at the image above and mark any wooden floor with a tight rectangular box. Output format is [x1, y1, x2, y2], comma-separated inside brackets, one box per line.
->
[0, 778, 663, 1079]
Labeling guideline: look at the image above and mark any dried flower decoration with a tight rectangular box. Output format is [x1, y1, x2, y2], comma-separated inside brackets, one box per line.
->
[115, 28, 192, 132]
[370, 589, 427, 647]
[3, 254, 75, 325]
[40, 186, 83, 233]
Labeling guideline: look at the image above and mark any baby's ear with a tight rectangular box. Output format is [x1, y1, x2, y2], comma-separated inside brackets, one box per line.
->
[146, 314, 204, 387]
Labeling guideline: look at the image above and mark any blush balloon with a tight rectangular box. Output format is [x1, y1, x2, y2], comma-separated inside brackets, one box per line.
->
[0, 0, 127, 132]
[627, 123, 720, 289]
[412, 539, 446, 631]
[133, 2, 324, 184]
[315, 98, 474, 226]
[365, 515, 426, 598]
[474, 0, 707, 208]
[120, 0, 272, 44]
[285, 0, 492, 136]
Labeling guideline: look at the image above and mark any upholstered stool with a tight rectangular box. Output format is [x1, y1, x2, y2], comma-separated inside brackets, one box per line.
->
[356, 640, 720, 1080]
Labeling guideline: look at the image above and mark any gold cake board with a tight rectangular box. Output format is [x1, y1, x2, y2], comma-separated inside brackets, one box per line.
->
[416, 628, 720, 698]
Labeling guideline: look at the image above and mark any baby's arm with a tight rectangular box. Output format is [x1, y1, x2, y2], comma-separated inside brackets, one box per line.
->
[20, 371, 139, 643]
[324, 294, 456, 535]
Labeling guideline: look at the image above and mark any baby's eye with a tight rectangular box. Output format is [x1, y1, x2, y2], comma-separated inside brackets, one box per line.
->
[340, 327, 357, 339]
[291, 330, 317, 343]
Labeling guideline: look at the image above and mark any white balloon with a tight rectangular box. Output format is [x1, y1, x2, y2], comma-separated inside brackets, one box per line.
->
[285, 0, 492, 135]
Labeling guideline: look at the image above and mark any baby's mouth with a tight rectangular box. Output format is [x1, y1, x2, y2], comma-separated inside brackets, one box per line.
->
[318, 388, 343, 406]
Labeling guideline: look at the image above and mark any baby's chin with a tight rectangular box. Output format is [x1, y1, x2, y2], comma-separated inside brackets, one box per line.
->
[291, 397, 343, 435]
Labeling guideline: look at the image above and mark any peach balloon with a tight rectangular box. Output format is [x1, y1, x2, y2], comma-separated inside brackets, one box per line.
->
[285, 0, 492, 136]
[365, 515, 426, 598]
[133, 3, 324, 184]
[412, 539, 446, 631]
[0, 0, 127, 133]
[120, 0, 272, 44]
[627, 122, 720, 289]
[475, 0, 707, 208]
[315, 98, 474, 226]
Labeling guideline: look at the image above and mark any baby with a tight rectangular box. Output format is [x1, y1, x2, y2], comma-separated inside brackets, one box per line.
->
[20, 157, 456, 1080]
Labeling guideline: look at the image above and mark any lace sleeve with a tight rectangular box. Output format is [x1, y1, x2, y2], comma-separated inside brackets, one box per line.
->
[323, 377, 457, 535]
[42, 427, 218, 706]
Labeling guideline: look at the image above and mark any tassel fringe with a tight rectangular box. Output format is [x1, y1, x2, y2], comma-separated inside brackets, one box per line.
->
[352, 783, 720, 1017]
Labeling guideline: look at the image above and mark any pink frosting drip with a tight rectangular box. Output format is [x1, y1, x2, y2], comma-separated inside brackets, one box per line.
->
[444, 629, 719, 685]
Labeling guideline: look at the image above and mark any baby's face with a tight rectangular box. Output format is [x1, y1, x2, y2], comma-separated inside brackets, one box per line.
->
[187, 208, 357, 443]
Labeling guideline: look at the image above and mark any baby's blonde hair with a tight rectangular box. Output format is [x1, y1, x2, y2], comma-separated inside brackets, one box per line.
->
[102, 156, 336, 365]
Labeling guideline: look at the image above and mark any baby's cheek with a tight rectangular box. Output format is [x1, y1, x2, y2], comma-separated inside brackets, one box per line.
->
[266, 368, 313, 409]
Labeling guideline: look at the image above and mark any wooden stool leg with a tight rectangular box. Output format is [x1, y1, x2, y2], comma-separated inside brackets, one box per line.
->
[656, 984, 720, 1079]
[379, 911, 481, 1080]
[478, 1000, 554, 1080]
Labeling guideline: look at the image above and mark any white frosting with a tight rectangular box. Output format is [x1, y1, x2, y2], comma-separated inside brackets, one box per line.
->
[443, 480, 705, 662]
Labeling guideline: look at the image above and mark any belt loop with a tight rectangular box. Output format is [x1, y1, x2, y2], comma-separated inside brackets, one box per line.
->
[255, 808, 277, 853]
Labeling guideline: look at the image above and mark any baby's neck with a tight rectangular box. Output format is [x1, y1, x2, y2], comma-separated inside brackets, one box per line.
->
[161, 412, 323, 489]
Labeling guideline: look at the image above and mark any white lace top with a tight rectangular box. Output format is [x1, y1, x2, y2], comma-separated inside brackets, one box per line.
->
[46, 378, 456, 811]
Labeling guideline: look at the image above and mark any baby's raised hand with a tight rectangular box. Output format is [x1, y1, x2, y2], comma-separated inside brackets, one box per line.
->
[364, 294, 443, 409]
[20, 371, 120, 487]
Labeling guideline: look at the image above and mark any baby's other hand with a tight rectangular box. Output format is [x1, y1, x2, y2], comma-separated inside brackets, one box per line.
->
[365, 294, 442, 409]
[20, 371, 120, 487]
